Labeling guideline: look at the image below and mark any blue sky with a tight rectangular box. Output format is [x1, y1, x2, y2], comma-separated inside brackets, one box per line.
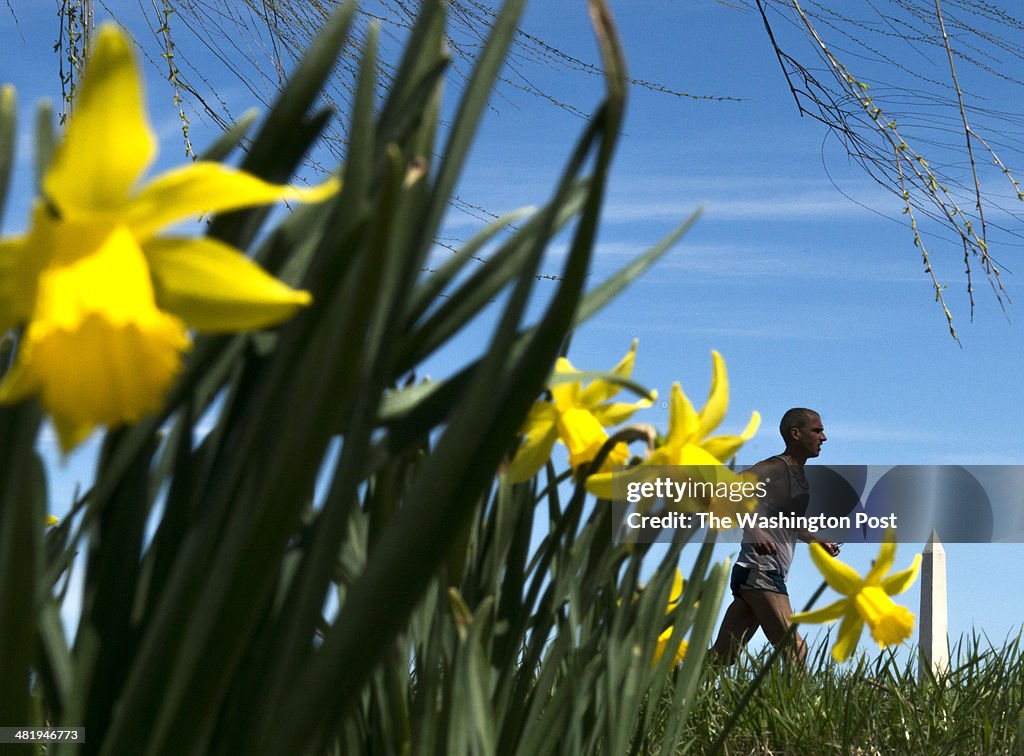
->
[2, 0, 1022, 663]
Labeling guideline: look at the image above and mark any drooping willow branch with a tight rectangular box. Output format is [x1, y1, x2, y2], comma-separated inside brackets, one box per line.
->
[754, 0, 1024, 338]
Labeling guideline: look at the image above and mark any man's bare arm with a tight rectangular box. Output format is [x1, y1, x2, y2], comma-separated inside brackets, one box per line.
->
[797, 529, 840, 556]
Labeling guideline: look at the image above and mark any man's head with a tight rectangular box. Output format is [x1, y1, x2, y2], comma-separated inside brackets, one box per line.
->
[779, 408, 826, 459]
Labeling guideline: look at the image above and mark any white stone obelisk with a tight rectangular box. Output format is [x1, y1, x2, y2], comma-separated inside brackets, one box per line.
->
[919, 529, 949, 681]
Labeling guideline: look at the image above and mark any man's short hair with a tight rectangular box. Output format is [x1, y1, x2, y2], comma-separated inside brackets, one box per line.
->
[779, 407, 817, 439]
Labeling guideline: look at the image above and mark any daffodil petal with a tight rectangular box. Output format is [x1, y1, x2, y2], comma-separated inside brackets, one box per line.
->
[665, 382, 699, 447]
[585, 470, 614, 499]
[520, 401, 559, 435]
[654, 626, 688, 667]
[790, 597, 847, 625]
[831, 609, 865, 662]
[673, 638, 689, 666]
[865, 529, 897, 585]
[644, 447, 675, 466]
[549, 357, 580, 409]
[45, 26, 154, 215]
[701, 411, 761, 462]
[740, 410, 761, 439]
[507, 403, 559, 483]
[590, 394, 655, 426]
[586, 460, 656, 500]
[696, 350, 729, 439]
[507, 428, 558, 483]
[579, 339, 636, 406]
[677, 443, 727, 467]
[700, 435, 746, 463]
[53, 414, 95, 454]
[127, 162, 339, 239]
[667, 568, 684, 608]
[0, 357, 89, 449]
[144, 237, 311, 332]
[881, 554, 921, 596]
[809, 541, 863, 595]
[0, 236, 31, 332]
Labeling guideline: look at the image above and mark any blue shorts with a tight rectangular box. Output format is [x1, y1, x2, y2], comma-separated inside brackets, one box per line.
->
[730, 563, 788, 597]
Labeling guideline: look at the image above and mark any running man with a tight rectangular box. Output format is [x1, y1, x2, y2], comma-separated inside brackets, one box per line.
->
[711, 407, 840, 664]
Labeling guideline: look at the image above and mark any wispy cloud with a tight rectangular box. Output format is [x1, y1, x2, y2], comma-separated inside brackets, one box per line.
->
[601, 194, 879, 223]
[601, 175, 894, 224]
[539, 238, 935, 285]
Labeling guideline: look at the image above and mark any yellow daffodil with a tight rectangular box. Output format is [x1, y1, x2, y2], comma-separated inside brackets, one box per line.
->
[790, 530, 921, 662]
[507, 340, 655, 483]
[587, 351, 759, 499]
[652, 568, 688, 667]
[654, 627, 688, 667]
[0, 25, 338, 451]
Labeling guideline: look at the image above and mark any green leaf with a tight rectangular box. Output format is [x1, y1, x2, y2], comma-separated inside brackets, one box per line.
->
[661, 555, 729, 752]
[546, 369, 655, 401]
[377, 0, 446, 146]
[403, 205, 534, 326]
[209, 107, 335, 254]
[35, 600, 72, 723]
[195, 108, 259, 163]
[574, 207, 703, 328]
[0, 401, 43, 727]
[382, 201, 699, 453]
[398, 182, 589, 372]
[264, 67, 612, 756]
[412, 0, 529, 268]
[0, 86, 15, 225]
[79, 433, 159, 744]
[34, 101, 54, 196]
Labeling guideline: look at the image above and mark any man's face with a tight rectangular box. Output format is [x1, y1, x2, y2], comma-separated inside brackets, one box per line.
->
[793, 413, 827, 457]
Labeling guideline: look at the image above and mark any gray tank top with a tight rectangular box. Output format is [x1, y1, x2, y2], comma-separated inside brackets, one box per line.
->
[736, 456, 810, 579]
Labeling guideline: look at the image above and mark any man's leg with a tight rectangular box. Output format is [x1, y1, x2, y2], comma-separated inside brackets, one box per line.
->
[711, 597, 760, 664]
[741, 589, 807, 664]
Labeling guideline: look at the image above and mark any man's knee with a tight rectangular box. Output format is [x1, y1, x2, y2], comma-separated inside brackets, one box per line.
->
[744, 590, 794, 643]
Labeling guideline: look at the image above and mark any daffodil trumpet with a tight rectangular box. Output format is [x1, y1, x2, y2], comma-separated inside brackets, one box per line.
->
[578, 422, 656, 479]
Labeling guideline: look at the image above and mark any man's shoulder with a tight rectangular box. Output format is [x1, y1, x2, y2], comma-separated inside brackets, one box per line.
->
[747, 455, 786, 474]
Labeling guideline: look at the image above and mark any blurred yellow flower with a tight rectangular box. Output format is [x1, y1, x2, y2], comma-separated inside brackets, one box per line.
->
[46, 514, 59, 527]
[507, 340, 654, 483]
[587, 351, 759, 499]
[652, 568, 687, 667]
[790, 530, 921, 662]
[0, 25, 337, 451]
[654, 627, 688, 667]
